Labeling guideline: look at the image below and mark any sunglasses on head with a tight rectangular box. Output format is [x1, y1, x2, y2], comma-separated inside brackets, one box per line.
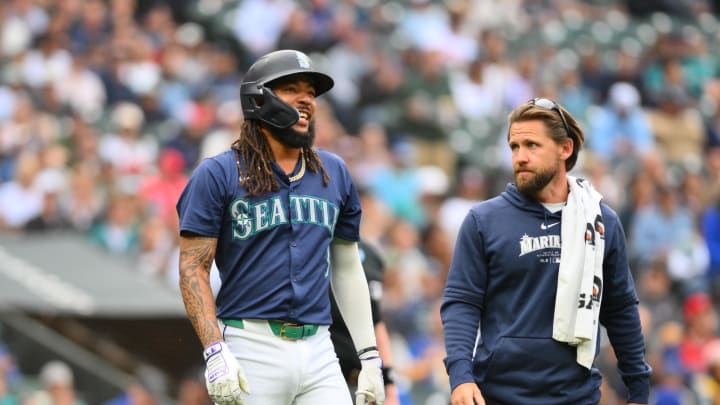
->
[530, 97, 570, 136]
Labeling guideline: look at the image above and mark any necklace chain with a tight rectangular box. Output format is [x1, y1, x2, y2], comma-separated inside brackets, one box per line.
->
[288, 153, 305, 182]
[234, 148, 305, 183]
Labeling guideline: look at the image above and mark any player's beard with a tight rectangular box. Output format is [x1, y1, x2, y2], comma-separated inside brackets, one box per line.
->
[515, 162, 558, 198]
[270, 122, 315, 148]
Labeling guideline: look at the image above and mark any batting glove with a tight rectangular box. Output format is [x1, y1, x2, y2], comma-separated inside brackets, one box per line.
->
[203, 341, 250, 405]
[356, 349, 385, 405]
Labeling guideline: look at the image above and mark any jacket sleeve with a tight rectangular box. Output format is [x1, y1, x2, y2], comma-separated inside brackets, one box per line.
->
[599, 207, 652, 404]
[441, 211, 486, 391]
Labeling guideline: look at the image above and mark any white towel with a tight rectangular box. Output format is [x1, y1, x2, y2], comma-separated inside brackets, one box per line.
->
[552, 176, 605, 369]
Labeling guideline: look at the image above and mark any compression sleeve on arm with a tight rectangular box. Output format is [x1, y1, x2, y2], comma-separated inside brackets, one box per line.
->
[330, 238, 377, 352]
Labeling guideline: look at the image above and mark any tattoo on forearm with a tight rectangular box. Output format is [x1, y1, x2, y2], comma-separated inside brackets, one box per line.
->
[179, 237, 222, 347]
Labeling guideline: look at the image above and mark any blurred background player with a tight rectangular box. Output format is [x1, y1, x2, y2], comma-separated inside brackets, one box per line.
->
[330, 239, 399, 405]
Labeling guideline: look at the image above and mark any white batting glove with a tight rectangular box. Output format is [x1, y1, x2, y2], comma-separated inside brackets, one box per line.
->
[203, 341, 250, 405]
[355, 349, 385, 405]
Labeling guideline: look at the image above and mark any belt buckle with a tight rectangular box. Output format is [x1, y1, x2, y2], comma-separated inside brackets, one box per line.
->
[279, 322, 301, 340]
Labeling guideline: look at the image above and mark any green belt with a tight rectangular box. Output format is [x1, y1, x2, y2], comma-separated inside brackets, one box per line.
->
[222, 319, 319, 340]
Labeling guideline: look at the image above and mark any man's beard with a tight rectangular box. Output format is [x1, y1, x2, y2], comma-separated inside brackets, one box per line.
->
[270, 122, 315, 148]
[515, 163, 558, 198]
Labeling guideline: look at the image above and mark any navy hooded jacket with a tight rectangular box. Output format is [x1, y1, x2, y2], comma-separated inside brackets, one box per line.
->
[441, 183, 651, 404]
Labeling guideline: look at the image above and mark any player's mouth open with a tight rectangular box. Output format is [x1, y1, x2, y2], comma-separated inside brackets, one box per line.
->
[297, 110, 311, 125]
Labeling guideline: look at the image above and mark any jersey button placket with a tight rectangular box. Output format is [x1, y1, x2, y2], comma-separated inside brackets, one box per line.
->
[290, 239, 297, 283]
[291, 240, 297, 283]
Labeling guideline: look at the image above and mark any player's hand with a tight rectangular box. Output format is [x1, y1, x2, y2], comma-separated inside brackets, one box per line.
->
[203, 341, 250, 405]
[451, 382, 485, 405]
[356, 349, 385, 405]
[383, 383, 400, 405]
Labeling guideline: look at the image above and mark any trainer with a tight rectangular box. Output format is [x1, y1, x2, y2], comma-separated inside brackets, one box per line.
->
[177, 49, 384, 405]
[441, 98, 651, 405]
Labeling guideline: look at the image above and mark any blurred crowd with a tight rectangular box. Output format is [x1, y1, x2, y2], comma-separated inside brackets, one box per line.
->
[1, 0, 720, 404]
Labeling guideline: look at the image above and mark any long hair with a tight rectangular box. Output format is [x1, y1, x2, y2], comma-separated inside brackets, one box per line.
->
[231, 120, 330, 197]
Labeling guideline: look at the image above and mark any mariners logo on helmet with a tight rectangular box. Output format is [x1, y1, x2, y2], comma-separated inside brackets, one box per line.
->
[295, 51, 311, 69]
[240, 49, 334, 129]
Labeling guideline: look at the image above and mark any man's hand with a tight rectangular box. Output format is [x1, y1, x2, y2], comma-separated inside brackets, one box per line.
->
[451, 382, 484, 405]
[356, 349, 385, 405]
[203, 341, 250, 405]
[383, 384, 400, 405]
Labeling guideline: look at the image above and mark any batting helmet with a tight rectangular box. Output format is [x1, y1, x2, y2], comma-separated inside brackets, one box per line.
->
[240, 50, 334, 129]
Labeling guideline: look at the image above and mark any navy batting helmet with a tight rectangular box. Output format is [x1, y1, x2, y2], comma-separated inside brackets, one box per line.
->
[240, 50, 334, 129]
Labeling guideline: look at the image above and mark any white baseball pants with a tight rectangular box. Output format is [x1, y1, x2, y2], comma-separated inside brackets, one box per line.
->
[220, 319, 352, 405]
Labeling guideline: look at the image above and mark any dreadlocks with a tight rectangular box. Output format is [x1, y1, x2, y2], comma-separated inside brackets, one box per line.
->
[231, 120, 330, 197]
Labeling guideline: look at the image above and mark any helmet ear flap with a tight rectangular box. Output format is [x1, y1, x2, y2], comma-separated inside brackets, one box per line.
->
[245, 95, 264, 111]
[246, 86, 299, 129]
[240, 81, 263, 115]
[248, 93, 264, 109]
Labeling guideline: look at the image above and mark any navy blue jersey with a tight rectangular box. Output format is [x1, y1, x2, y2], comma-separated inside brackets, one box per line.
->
[177, 148, 361, 325]
[441, 183, 651, 404]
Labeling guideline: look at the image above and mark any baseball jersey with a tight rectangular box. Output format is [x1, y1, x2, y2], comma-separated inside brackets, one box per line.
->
[176, 148, 361, 325]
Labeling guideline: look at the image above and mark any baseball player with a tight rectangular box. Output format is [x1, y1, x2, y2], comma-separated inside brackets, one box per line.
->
[176, 49, 384, 405]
